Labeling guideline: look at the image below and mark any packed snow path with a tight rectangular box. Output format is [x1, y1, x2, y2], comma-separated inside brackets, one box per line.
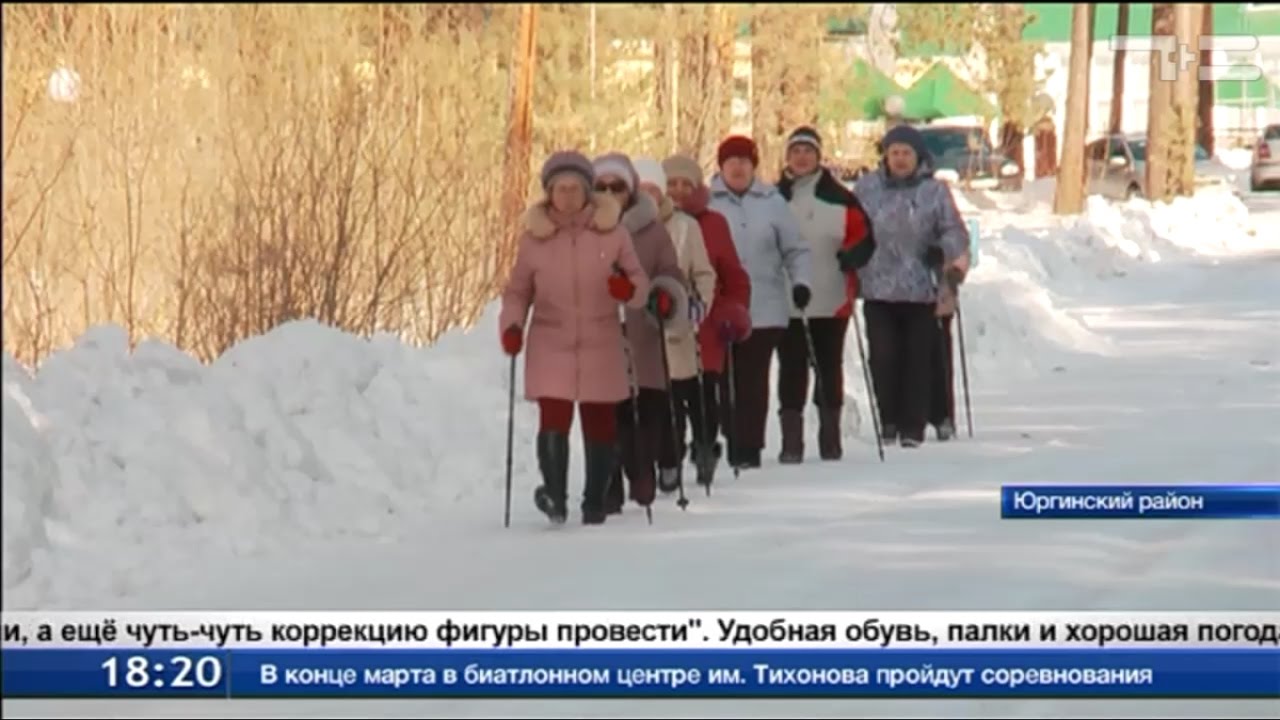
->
[5, 203, 1279, 718]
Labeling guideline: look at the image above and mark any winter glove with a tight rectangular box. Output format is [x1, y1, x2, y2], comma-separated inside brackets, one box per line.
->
[836, 247, 865, 273]
[717, 321, 739, 346]
[792, 284, 811, 311]
[607, 269, 635, 302]
[647, 288, 675, 320]
[924, 245, 944, 269]
[501, 325, 523, 356]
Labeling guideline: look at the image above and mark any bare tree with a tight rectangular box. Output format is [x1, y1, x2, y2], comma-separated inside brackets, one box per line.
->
[1170, 3, 1202, 196]
[1053, 4, 1093, 215]
[497, 4, 538, 289]
[1145, 3, 1176, 202]
[1197, 6, 1215, 155]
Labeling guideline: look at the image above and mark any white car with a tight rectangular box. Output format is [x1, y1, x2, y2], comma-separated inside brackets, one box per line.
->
[1250, 124, 1280, 192]
[1084, 133, 1237, 201]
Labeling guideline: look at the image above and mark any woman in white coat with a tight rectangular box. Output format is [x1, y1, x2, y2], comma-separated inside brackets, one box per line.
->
[633, 157, 717, 494]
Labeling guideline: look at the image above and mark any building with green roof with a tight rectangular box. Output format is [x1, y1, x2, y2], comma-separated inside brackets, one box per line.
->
[1021, 3, 1280, 117]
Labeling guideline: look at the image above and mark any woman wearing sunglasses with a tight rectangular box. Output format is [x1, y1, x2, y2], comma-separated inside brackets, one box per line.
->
[595, 153, 691, 515]
[591, 152, 689, 515]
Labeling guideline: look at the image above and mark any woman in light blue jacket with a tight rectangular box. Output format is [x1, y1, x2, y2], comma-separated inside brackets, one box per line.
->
[708, 135, 812, 470]
[854, 125, 970, 449]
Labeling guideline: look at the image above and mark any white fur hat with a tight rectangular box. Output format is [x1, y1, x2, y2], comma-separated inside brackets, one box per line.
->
[632, 157, 667, 189]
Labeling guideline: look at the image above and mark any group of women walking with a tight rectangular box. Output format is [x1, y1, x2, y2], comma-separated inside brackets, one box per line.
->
[499, 124, 971, 525]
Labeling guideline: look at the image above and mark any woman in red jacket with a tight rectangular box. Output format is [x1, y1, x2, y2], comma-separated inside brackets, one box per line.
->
[662, 154, 752, 488]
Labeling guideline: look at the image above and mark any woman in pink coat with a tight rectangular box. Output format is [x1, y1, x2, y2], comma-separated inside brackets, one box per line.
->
[499, 150, 650, 525]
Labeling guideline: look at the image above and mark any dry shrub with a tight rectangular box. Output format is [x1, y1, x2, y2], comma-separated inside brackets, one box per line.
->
[3, 4, 513, 364]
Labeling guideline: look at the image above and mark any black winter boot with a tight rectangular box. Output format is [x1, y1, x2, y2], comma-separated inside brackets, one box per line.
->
[604, 463, 625, 515]
[778, 409, 804, 464]
[818, 406, 842, 461]
[934, 418, 955, 442]
[582, 441, 617, 525]
[694, 441, 721, 489]
[533, 432, 569, 524]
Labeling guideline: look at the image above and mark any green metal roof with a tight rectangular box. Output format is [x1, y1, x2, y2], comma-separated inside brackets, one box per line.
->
[900, 63, 996, 120]
[840, 60, 994, 121]
[843, 57, 908, 120]
[1021, 3, 1280, 42]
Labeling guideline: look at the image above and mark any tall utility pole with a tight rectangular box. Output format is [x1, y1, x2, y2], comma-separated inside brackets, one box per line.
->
[498, 4, 539, 284]
[1109, 3, 1130, 133]
[1053, 4, 1092, 215]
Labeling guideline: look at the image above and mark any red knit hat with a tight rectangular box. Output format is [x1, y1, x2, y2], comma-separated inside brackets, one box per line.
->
[717, 135, 759, 167]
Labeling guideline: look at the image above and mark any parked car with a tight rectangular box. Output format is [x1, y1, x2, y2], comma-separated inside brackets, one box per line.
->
[914, 125, 1023, 192]
[1249, 124, 1280, 192]
[1085, 133, 1236, 201]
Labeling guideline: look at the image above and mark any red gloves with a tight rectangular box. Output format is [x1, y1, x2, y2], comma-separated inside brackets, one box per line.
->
[717, 321, 738, 345]
[648, 288, 675, 320]
[608, 270, 635, 302]
[501, 325, 523, 356]
[715, 302, 752, 344]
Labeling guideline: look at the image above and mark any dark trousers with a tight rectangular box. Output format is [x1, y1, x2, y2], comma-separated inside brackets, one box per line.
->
[616, 388, 667, 485]
[727, 327, 786, 457]
[863, 301, 936, 442]
[930, 316, 955, 426]
[776, 317, 849, 410]
[666, 373, 720, 468]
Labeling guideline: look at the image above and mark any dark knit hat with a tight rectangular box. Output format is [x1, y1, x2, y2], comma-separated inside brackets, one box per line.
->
[540, 150, 594, 191]
[717, 135, 759, 167]
[880, 125, 933, 166]
[786, 126, 823, 156]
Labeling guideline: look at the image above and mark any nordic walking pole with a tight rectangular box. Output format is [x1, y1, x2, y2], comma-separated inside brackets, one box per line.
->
[954, 298, 973, 438]
[801, 313, 827, 414]
[613, 284, 652, 526]
[656, 307, 689, 510]
[851, 303, 885, 462]
[725, 338, 740, 478]
[503, 353, 516, 528]
[690, 296, 713, 496]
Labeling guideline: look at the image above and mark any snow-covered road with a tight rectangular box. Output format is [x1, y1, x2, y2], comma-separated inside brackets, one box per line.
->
[4, 189, 1278, 718]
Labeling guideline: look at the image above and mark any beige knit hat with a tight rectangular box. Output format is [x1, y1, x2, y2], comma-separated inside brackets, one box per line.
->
[662, 155, 704, 186]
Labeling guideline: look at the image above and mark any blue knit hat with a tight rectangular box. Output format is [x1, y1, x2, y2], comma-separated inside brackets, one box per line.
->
[880, 125, 933, 166]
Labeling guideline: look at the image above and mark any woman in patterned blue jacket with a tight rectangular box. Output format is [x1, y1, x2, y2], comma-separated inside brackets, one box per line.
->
[853, 125, 970, 448]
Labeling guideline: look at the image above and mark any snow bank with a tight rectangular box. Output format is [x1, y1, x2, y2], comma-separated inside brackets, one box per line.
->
[950, 180, 1270, 378]
[2, 356, 56, 592]
[1, 314, 538, 606]
[1217, 147, 1254, 171]
[966, 176, 1272, 257]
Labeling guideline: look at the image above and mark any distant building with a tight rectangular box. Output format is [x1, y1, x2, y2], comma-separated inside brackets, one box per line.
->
[1022, 2, 1280, 151]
